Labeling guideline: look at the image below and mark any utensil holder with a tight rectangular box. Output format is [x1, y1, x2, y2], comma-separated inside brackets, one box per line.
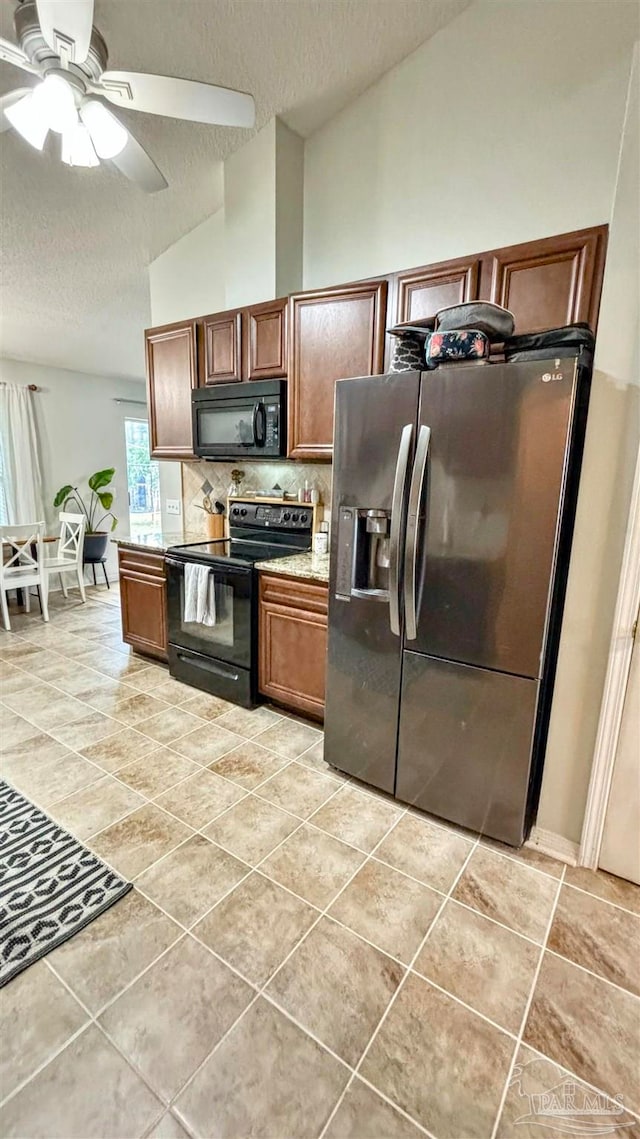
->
[205, 514, 225, 541]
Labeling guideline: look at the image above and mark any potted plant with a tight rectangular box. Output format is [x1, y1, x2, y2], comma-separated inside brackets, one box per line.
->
[53, 468, 118, 563]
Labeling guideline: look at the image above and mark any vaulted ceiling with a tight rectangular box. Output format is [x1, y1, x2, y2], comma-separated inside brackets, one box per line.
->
[0, 0, 468, 379]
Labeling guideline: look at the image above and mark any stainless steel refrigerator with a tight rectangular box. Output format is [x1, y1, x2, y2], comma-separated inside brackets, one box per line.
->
[324, 331, 593, 845]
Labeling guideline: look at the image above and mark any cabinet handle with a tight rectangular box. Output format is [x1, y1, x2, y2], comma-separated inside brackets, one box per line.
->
[389, 424, 413, 637]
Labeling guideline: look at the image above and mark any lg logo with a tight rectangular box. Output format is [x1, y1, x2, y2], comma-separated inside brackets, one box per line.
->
[542, 371, 564, 383]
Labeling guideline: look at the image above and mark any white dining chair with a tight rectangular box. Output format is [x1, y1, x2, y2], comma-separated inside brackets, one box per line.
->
[0, 521, 49, 632]
[43, 512, 87, 603]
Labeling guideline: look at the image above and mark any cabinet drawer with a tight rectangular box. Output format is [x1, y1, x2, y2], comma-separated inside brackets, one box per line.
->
[118, 548, 167, 579]
[259, 573, 328, 615]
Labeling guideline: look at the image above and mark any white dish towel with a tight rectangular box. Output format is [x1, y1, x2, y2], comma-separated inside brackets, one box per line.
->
[183, 563, 217, 627]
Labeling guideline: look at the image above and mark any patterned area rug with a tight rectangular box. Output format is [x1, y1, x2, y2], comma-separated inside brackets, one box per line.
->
[0, 780, 132, 986]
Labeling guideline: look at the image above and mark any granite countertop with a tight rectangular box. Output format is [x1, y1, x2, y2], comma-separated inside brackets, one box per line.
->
[256, 551, 330, 584]
[114, 532, 331, 583]
[113, 530, 205, 554]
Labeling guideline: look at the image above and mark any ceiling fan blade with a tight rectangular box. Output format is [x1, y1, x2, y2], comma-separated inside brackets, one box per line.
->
[108, 122, 168, 194]
[0, 88, 33, 131]
[98, 71, 255, 129]
[0, 36, 37, 74]
[35, 0, 94, 65]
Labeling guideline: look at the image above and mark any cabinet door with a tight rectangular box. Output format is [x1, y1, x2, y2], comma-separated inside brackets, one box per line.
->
[259, 574, 328, 720]
[485, 225, 608, 334]
[288, 280, 387, 460]
[245, 297, 288, 380]
[394, 257, 480, 324]
[198, 310, 242, 384]
[145, 321, 197, 461]
[118, 549, 168, 661]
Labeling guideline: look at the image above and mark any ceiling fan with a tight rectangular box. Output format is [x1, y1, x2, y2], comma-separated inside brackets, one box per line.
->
[0, 0, 255, 192]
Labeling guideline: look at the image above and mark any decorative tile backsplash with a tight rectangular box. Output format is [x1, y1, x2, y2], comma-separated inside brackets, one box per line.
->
[181, 461, 332, 531]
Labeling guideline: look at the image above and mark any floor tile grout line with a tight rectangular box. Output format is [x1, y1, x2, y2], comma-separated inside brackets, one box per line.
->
[165, 780, 411, 1124]
[520, 1040, 640, 1125]
[5, 617, 640, 1133]
[542, 945, 640, 1002]
[317, 836, 482, 1139]
[488, 865, 567, 1139]
[9, 711, 638, 1133]
[5, 667, 573, 902]
[351, 1073, 438, 1139]
[30, 774, 354, 1046]
[5, 670, 573, 961]
[475, 842, 567, 884]
[33, 924, 265, 1126]
[5, 693, 321, 838]
[6, 684, 639, 1011]
[0, 1006, 93, 1111]
[559, 878, 640, 920]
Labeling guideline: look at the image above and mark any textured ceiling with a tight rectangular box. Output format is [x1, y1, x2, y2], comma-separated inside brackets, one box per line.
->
[0, 0, 469, 380]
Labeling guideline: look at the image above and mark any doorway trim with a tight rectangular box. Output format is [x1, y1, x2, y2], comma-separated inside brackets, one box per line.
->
[579, 446, 640, 868]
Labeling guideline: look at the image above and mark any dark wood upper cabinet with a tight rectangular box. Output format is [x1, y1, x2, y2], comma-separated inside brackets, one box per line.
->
[393, 257, 480, 324]
[144, 225, 607, 463]
[481, 225, 608, 335]
[145, 319, 198, 461]
[245, 297, 288, 380]
[288, 280, 388, 461]
[198, 309, 242, 384]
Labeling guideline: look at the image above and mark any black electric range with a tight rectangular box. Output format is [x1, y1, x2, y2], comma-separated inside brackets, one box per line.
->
[165, 501, 313, 708]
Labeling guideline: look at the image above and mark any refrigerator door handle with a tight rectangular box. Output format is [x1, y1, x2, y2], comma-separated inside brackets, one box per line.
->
[389, 423, 413, 636]
[404, 424, 431, 641]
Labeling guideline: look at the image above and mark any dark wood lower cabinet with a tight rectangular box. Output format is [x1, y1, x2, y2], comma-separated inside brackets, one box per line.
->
[118, 548, 168, 662]
[259, 573, 328, 721]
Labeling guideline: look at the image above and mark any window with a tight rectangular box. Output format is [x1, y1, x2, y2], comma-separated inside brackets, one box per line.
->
[124, 419, 161, 535]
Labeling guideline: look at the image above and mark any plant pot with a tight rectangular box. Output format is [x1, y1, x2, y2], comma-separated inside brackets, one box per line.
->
[83, 532, 109, 563]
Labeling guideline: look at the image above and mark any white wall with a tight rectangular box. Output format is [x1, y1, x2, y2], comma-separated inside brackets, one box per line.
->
[303, 0, 638, 287]
[275, 119, 304, 298]
[0, 357, 146, 580]
[148, 209, 227, 534]
[538, 44, 640, 842]
[148, 208, 226, 326]
[224, 122, 278, 308]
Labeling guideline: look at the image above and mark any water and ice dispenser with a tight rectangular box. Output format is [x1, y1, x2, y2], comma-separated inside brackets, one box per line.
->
[335, 506, 391, 601]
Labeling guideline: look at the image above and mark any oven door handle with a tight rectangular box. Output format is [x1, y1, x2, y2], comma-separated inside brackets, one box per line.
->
[165, 557, 186, 569]
[252, 400, 267, 447]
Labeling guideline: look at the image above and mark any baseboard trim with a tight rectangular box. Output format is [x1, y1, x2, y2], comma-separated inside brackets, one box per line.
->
[526, 826, 579, 867]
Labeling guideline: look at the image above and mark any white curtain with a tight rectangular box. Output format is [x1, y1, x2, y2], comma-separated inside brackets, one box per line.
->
[0, 384, 45, 524]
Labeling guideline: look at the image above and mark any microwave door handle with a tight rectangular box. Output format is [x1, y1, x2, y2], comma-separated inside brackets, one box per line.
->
[404, 424, 431, 641]
[252, 400, 266, 446]
[389, 423, 413, 637]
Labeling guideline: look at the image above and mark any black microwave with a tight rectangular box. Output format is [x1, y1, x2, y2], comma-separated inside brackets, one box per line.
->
[192, 379, 287, 461]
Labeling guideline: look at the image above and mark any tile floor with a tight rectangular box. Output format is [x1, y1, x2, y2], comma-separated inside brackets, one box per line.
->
[1, 591, 639, 1138]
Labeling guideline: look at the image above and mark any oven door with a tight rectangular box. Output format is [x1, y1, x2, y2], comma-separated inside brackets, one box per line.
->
[166, 556, 253, 670]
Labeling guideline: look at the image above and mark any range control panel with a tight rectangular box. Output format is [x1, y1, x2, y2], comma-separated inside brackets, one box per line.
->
[228, 500, 313, 531]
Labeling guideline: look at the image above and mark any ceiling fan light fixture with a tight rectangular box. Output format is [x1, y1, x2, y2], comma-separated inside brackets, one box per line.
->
[34, 74, 78, 134]
[4, 92, 49, 150]
[80, 100, 128, 159]
[61, 120, 99, 167]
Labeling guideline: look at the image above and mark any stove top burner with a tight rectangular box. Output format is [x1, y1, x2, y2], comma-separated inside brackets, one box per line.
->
[167, 539, 301, 566]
